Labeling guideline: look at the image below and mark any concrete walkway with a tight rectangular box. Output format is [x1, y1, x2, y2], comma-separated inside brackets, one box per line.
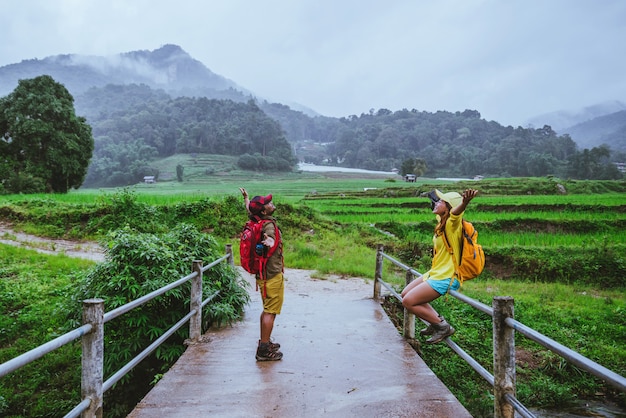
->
[128, 268, 471, 418]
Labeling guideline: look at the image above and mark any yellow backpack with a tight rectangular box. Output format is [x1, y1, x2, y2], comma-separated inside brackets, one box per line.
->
[442, 219, 485, 284]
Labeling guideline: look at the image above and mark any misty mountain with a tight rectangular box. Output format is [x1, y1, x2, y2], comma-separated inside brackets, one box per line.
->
[525, 100, 626, 153]
[559, 110, 626, 153]
[0, 44, 250, 101]
[0, 44, 322, 134]
[525, 100, 626, 132]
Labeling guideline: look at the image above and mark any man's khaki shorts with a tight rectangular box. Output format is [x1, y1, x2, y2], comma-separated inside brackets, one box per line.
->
[257, 272, 284, 314]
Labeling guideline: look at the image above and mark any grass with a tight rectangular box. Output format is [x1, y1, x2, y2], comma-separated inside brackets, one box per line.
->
[0, 245, 95, 416]
[398, 229, 620, 247]
[462, 279, 624, 407]
[314, 211, 626, 224]
[286, 227, 382, 278]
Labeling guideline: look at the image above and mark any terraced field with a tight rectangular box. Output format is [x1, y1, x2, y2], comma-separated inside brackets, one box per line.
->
[301, 186, 626, 287]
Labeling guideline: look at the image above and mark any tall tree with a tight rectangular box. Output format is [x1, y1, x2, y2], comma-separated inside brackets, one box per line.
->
[0, 75, 94, 193]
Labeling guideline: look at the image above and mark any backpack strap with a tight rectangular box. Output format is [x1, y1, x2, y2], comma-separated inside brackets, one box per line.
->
[441, 223, 463, 290]
[257, 219, 282, 297]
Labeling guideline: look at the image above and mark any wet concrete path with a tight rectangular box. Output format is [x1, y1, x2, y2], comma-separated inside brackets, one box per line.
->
[128, 268, 471, 418]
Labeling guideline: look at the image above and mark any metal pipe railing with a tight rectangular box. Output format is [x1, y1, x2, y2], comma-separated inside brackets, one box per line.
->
[103, 271, 197, 323]
[373, 245, 626, 418]
[0, 324, 92, 379]
[505, 317, 626, 392]
[0, 245, 235, 418]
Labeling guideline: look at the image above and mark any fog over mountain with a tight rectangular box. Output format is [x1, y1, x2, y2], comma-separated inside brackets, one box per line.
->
[559, 110, 626, 152]
[525, 101, 626, 132]
[0, 44, 247, 100]
[525, 101, 626, 152]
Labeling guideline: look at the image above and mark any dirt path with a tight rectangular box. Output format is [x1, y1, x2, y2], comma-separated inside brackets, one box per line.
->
[0, 223, 105, 262]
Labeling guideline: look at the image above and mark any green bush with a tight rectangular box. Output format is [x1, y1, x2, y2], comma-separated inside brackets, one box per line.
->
[87, 188, 167, 234]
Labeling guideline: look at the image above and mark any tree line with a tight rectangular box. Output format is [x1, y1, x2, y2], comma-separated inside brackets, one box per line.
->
[79, 83, 622, 181]
[1, 77, 622, 194]
[262, 106, 624, 180]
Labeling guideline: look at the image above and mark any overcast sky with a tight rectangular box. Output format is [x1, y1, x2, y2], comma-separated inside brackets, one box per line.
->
[1, 0, 625, 126]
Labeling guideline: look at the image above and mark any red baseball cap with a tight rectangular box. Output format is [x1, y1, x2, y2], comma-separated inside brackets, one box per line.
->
[249, 194, 272, 214]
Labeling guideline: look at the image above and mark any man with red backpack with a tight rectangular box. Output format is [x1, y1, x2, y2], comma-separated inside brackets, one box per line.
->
[240, 188, 285, 361]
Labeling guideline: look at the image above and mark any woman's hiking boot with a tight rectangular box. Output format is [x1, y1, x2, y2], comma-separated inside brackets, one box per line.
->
[419, 323, 435, 336]
[419, 315, 443, 336]
[425, 319, 455, 344]
[256, 341, 283, 361]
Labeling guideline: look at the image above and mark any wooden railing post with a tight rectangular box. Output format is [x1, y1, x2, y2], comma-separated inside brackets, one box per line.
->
[493, 296, 516, 418]
[374, 244, 383, 300]
[82, 298, 104, 418]
[190, 260, 203, 341]
[225, 244, 234, 266]
[403, 270, 415, 339]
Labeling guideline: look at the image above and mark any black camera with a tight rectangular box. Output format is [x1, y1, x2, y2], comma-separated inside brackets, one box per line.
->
[427, 190, 440, 210]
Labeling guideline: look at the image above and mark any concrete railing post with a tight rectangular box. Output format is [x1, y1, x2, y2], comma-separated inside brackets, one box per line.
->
[374, 244, 383, 300]
[493, 296, 516, 418]
[403, 269, 415, 339]
[190, 260, 203, 341]
[82, 298, 104, 418]
[226, 244, 234, 266]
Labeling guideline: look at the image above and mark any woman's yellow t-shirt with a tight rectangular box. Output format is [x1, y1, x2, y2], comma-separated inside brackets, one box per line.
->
[423, 211, 463, 281]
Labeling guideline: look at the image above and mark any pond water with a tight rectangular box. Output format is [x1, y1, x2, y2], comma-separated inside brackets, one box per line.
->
[297, 162, 398, 175]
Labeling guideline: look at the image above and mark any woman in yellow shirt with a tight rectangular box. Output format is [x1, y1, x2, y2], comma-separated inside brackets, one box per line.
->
[401, 188, 478, 344]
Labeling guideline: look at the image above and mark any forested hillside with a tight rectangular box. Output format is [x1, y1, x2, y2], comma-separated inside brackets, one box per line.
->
[316, 109, 580, 178]
[74, 83, 623, 185]
[257, 102, 625, 179]
[78, 85, 296, 187]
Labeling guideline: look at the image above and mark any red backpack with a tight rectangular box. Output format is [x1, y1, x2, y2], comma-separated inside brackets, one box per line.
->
[239, 217, 280, 280]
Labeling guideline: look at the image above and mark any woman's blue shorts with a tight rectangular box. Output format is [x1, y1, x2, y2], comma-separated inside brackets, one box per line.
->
[427, 277, 460, 295]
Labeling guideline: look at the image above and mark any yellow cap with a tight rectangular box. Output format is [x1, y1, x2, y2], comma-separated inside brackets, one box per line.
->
[434, 189, 462, 208]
